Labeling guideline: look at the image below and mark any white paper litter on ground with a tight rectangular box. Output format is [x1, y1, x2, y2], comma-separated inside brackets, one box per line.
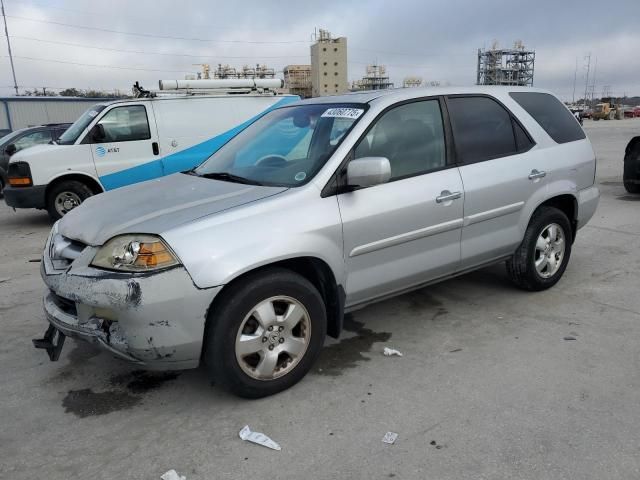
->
[160, 470, 186, 480]
[383, 347, 403, 357]
[239, 425, 282, 451]
[382, 432, 398, 444]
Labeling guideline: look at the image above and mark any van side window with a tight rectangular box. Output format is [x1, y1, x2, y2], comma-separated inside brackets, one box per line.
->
[509, 92, 586, 144]
[513, 118, 534, 151]
[447, 96, 518, 164]
[354, 100, 446, 180]
[96, 106, 151, 143]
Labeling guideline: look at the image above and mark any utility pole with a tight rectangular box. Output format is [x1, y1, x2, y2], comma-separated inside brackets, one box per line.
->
[583, 53, 591, 109]
[572, 57, 577, 104]
[1, 0, 18, 95]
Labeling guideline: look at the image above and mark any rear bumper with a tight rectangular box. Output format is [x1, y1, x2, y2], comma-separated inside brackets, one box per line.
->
[576, 185, 600, 230]
[4, 184, 46, 209]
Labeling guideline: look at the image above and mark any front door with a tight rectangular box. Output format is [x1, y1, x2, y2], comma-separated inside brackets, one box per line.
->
[337, 98, 464, 307]
[89, 104, 160, 190]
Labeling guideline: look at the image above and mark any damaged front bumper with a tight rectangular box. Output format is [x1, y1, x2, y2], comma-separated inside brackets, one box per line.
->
[39, 233, 221, 370]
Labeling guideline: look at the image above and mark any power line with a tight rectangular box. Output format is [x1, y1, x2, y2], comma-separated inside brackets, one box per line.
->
[7, 15, 310, 44]
[2, 54, 193, 73]
[11, 36, 309, 60]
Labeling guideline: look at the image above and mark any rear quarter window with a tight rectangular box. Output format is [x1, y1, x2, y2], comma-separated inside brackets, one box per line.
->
[510, 92, 586, 144]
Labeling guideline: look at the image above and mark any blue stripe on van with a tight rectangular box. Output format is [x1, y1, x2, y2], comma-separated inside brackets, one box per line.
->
[99, 96, 299, 191]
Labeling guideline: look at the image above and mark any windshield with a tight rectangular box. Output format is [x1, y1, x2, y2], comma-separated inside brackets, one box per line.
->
[57, 105, 107, 145]
[195, 103, 366, 187]
[0, 128, 27, 148]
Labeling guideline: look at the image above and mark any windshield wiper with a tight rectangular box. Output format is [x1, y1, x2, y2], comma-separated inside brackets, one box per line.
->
[197, 172, 263, 185]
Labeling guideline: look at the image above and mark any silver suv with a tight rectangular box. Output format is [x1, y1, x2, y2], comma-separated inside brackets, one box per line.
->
[36, 87, 599, 397]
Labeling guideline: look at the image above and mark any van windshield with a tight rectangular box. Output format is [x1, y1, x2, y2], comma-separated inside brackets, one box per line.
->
[195, 103, 366, 187]
[57, 105, 107, 145]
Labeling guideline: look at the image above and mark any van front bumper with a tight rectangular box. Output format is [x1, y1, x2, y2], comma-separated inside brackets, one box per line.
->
[4, 184, 46, 209]
[39, 234, 221, 370]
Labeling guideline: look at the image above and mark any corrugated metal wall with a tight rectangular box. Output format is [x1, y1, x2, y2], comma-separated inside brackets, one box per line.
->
[0, 98, 107, 131]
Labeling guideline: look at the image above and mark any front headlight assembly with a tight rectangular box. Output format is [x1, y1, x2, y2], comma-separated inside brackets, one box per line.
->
[91, 234, 180, 272]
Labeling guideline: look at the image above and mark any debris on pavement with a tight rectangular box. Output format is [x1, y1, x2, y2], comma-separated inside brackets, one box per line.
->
[563, 336, 577, 341]
[0, 277, 10, 284]
[239, 425, 282, 451]
[160, 470, 186, 480]
[449, 348, 462, 353]
[382, 432, 398, 444]
[383, 347, 403, 357]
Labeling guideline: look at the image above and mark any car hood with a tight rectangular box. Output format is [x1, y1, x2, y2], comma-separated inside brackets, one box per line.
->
[58, 173, 288, 246]
[9, 143, 60, 162]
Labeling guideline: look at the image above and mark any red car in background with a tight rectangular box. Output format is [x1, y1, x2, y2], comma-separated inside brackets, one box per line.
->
[624, 107, 640, 118]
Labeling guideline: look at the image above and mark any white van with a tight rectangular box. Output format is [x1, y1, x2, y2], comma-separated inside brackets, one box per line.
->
[4, 80, 298, 219]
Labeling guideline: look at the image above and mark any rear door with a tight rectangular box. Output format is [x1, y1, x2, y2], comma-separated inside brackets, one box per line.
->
[446, 95, 541, 270]
[338, 98, 464, 306]
[88, 104, 161, 190]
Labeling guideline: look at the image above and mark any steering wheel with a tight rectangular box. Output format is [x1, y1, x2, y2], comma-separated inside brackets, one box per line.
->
[256, 154, 287, 167]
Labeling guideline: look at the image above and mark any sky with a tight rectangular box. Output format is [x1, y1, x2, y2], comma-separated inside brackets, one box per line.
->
[1, 0, 639, 100]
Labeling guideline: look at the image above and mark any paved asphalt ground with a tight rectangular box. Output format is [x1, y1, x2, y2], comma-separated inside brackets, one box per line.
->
[1, 119, 639, 480]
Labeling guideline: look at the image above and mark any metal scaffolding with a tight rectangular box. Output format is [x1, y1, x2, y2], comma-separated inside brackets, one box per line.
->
[477, 40, 535, 87]
[352, 65, 394, 91]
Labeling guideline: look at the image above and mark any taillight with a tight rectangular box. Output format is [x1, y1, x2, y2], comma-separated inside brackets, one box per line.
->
[7, 162, 33, 187]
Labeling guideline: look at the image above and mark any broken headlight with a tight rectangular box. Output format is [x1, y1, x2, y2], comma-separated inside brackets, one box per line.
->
[91, 234, 179, 272]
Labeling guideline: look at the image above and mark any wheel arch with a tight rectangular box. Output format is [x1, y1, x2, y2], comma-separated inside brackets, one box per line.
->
[45, 172, 104, 200]
[206, 256, 345, 341]
[529, 194, 578, 242]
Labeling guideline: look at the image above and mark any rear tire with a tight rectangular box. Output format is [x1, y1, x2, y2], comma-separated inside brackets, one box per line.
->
[204, 268, 327, 398]
[506, 206, 573, 291]
[46, 180, 94, 220]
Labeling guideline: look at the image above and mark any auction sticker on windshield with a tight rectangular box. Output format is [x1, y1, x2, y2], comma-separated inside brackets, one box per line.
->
[321, 108, 364, 119]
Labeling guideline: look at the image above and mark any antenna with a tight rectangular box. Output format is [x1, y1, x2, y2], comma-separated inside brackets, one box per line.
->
[1, 0, 18, 95]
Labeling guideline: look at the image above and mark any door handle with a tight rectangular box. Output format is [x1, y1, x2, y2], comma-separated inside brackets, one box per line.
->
[528, 169, 546, 180]
[152, 142, 159, 155]
[436, 190, 462, 203]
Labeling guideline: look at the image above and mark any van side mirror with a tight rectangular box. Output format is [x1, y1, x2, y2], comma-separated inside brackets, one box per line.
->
[346, 157, 391, 188]
[91, 124, 106, 143]
[5, 143, 16, 156]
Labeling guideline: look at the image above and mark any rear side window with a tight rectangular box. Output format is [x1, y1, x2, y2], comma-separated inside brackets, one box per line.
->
[510, 92, 585, 144]
[447, 96, 518, 163]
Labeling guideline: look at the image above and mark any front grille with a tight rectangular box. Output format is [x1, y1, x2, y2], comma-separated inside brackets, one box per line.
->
[50, 291, 77, 316]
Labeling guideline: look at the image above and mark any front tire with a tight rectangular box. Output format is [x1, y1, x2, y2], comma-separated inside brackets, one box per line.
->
[204, 268, 327, 398]
[623, 143, 640, 194]
[506, 207, 573, 291]
[46, 180, 94, 220]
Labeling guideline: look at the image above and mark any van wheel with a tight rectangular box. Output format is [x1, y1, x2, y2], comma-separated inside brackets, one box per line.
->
[506, 206, 572, 291]
[46, 180, 94, 220]
[623, 143, 640, 193]
[204, 268, 326, 398]
[0, 177, 4, 198]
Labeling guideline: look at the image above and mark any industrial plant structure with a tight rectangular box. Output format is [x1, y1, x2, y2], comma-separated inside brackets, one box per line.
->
[283, 65, 312, 98]
[476, 41, 535, 87]
[402, 76, 423, 88]
[310, 29, 349, 97]
[352, 65, 394, 91]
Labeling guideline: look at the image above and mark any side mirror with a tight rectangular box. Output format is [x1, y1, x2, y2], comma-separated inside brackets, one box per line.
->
[91, 124, 106, 143]
[5, 143, 17, 156]
[346, 157, 391, 188]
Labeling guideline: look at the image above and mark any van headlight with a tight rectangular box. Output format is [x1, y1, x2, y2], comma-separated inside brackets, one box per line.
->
[91, 234, 180, 272]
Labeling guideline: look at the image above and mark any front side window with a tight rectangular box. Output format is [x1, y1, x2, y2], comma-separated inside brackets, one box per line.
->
[354, 100, 446, 180]
[510, 92, 586, 144]
[13, 130, 52, 152]
[94, 105, 151, 143]
[447, 96, 518, 164]
[58, 105, 106, 145]
[195, 103, 366, 187]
